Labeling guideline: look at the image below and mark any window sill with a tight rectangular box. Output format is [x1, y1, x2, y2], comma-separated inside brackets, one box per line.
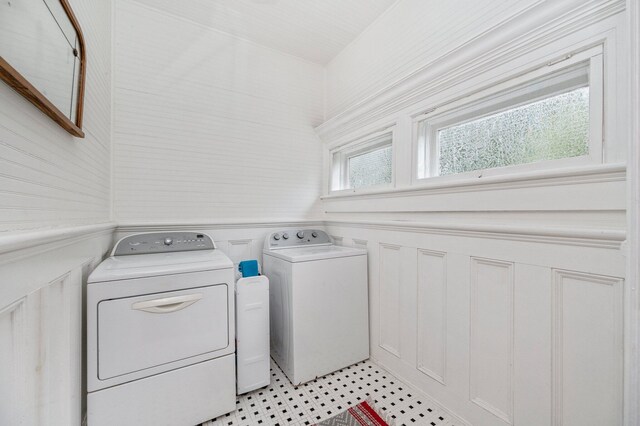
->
[321, 162, 626, 201]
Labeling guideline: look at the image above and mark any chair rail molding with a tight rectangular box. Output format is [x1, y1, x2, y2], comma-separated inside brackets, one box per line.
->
[323, 220, 625, 250]
[116, 219, 325, 233]
[0, 222, 116, 258]
[113, 218, 627, 250]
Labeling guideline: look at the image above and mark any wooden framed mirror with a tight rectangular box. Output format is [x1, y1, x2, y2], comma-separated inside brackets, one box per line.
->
[0, 0, 86, 138]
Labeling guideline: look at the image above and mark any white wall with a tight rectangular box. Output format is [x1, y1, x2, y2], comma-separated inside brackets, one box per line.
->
[317, 0, 630, 425]
[325, 0, 623, 119]
[0, 0, 112, 232]
[0, 0, 114, 424]
[112, 0, 325, 225]
[325, 0, 539, 118]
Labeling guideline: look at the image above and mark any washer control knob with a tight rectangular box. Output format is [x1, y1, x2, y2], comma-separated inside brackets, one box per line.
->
[312, 231, 318, 238]
[282, 233, 289, 240]
[297, 231, 305, 239]
[164, 237, 173, 246]
[273, 234, 281, 241]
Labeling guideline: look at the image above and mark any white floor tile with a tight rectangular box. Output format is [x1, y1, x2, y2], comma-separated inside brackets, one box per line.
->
[202, 359, 456, 426]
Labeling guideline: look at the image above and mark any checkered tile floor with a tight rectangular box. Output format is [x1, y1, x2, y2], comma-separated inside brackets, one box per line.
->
[201, 359, 461, 426]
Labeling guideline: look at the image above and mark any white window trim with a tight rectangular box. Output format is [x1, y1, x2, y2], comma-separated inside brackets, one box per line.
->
[412, 45, 604, 185]
[330, 126, 396, 194]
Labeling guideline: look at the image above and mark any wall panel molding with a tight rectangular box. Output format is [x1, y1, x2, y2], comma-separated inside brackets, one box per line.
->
[551, 269, 623, 426]
[416, 249, 447, 384]
[469, 257, 514, 424]
[228, 239, 253, 265]
[379, 243, 402, 358]
[625, 2, 640, 424]
[352, 238, 368, 250]
[0, 298, 27, 425]
[331, 235, 344, 245]
[331, 221, 626, 426]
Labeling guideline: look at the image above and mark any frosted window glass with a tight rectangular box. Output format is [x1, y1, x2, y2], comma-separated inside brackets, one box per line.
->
[348, 146, 392, 189]
[437, 87, 590, 175]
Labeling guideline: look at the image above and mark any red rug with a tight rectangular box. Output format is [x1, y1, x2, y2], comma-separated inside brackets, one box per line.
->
[315, 399, 392, 426]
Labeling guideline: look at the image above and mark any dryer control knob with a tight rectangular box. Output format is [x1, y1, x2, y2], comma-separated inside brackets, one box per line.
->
[312, 231, 318, 238]
[164, 237, 173, 246]
[273, 234, 281, 241]
[282, 233, 289, 240]
[297, 231, 305, 239]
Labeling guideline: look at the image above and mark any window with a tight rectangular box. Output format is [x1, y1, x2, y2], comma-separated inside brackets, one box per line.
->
[331, 130, 394, 191]
[415, 47, 603, 180]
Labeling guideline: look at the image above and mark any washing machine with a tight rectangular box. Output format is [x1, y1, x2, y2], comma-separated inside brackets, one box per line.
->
[87, 232, 235, 426]
[263, 229, 369, 385]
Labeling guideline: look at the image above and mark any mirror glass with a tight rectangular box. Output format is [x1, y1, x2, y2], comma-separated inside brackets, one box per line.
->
[0, 0, 82, 124]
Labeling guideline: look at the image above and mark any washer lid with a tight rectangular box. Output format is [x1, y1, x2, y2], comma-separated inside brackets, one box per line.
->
[263, 245, 366, 263]
[88, 250, 233, 283]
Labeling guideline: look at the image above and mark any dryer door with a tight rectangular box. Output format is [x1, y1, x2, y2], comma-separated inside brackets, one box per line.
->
[98, 284, 229, 380]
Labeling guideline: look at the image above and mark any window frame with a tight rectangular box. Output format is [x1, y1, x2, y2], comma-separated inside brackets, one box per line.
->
[330, 127, 396, 193]
[412, 45, 604, 184]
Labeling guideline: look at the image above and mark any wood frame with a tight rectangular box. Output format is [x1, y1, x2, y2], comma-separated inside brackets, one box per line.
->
[0, 0, 86, 138]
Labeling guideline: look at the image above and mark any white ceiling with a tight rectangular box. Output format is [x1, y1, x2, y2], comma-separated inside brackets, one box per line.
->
[132, 0, 399, 64]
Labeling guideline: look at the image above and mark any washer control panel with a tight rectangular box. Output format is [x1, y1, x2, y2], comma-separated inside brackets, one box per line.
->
[265, 229, 331, 249]
[113, 232, 215, 256]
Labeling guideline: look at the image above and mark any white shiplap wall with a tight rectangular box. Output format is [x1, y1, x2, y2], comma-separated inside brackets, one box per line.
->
[0, 0, 112, 232]
[113, 0, 325, 224]
[325, 0, 564, 118]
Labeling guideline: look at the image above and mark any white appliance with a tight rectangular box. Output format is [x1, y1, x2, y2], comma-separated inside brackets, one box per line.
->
[235, 275, 270, 394]
[87, 232, 236, 426]
[263, 229, 369, 385]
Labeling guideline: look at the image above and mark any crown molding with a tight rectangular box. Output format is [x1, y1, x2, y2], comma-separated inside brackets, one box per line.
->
[316, 0, 626, 142]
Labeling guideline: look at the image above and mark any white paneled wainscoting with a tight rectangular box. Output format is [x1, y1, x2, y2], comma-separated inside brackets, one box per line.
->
[0, 219, 630, 426]
[115, 221, 325, 268]
[324, 221, 626, 426]
[0, 224, 114, 426]
[0, 220, 321, 426]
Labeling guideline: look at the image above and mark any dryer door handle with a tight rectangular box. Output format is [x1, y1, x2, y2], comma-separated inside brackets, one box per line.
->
[131, 293, 203, 314]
